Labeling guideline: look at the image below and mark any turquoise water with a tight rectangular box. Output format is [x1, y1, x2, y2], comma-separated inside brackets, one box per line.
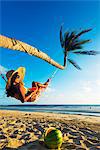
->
[0, 104, 100, 116]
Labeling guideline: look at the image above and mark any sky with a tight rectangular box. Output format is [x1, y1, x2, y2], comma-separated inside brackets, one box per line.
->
[0, 0, 100, 105]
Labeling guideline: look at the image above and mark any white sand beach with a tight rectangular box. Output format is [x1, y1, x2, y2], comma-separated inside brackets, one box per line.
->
[0, 110, 100, 149]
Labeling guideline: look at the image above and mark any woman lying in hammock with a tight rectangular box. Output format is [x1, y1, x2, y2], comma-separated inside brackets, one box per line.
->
[6, 67, 51, 103]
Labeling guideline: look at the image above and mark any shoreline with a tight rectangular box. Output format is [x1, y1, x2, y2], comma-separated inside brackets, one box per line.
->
[0, 109, 100, 116]
[0, 110, 100, 149]
[0, 108, 100, 117]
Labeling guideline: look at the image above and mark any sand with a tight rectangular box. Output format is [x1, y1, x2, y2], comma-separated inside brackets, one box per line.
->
[0, 110, 100, 149]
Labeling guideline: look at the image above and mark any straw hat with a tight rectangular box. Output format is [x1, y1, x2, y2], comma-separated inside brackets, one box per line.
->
[6, 67, 26, 86]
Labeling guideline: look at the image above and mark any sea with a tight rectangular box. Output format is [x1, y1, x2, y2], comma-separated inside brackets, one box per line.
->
[0, 105, 100, 116]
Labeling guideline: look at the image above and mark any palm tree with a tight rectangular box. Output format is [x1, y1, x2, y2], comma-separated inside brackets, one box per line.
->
[0, 28, 99, 70]
[0, 35, 65, 69]
[60, 26, 99, 70]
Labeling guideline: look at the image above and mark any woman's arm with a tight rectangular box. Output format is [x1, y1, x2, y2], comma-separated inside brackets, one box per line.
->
[24, 91, 36, 102]
[19, 84, 38, 102]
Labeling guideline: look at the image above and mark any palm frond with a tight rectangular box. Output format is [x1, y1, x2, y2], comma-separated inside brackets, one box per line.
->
[73, 29, 92, 40]
[69, 39, 90, 51]
[70, 43, 83, 50]
[62, 28, 92, 52]
[59, 26, 94, 69]
[68, 58, 82, 70]
[65, 31, 76, 48]
[60, 26, 64, 48]
[73, 50, 100, 55]
[64, 31, 69, 40]
[75, 39, 91, 45]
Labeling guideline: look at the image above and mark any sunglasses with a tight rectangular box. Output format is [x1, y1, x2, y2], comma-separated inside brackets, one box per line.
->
[16, 74, 20, 78]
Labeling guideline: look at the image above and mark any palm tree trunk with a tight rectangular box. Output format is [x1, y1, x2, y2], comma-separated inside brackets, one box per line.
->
[64, 48, 68, 67]
[0, 35, 65, 70]
[64, 53, 67, 67]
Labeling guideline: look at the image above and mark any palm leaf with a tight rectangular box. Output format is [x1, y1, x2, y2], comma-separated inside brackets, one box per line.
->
[73, 29, 92, 40]
[75, 39, 91, 45]
[64, 31, 69, 40]
[69, 40, 90, 51]
[62, 29, 92, 52]
[65, 31, 76, 48]
[73, 50, 100, 55]
[59, 26, 96, 69]
[60, 26, 64, 48]
[70, 43, 83, 50]
[68, 58, 81, 70]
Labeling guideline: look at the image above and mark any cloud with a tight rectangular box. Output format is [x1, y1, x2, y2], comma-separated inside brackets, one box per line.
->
[38, 77, 100, 104]
[0, 96, 22, 105]
[0, 65, 8, 74]
[39, 70, 100, 104]
[75, 79, 100, 102]
[45, 86, 56, 93]
[82, 81, 92, 93]
[41, 87, 56, 98]
[96, 80, 100, 86]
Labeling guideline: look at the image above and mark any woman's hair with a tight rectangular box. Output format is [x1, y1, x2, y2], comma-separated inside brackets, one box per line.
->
[6, 72, 19, 97]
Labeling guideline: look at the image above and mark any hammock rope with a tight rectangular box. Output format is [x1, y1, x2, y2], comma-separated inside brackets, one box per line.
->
[50, 69, 59, 79]
[0, 72, 7, 83]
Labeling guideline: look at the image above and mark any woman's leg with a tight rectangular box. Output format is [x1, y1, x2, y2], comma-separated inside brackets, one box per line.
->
[28, 90, 41, 102]
[44, 78, 51, 87]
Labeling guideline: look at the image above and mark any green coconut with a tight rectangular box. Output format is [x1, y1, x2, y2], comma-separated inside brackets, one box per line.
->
[44, 127, 63, 149]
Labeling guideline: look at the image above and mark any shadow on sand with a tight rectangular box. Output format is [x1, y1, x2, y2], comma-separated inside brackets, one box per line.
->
[2, 140, 49, 150]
